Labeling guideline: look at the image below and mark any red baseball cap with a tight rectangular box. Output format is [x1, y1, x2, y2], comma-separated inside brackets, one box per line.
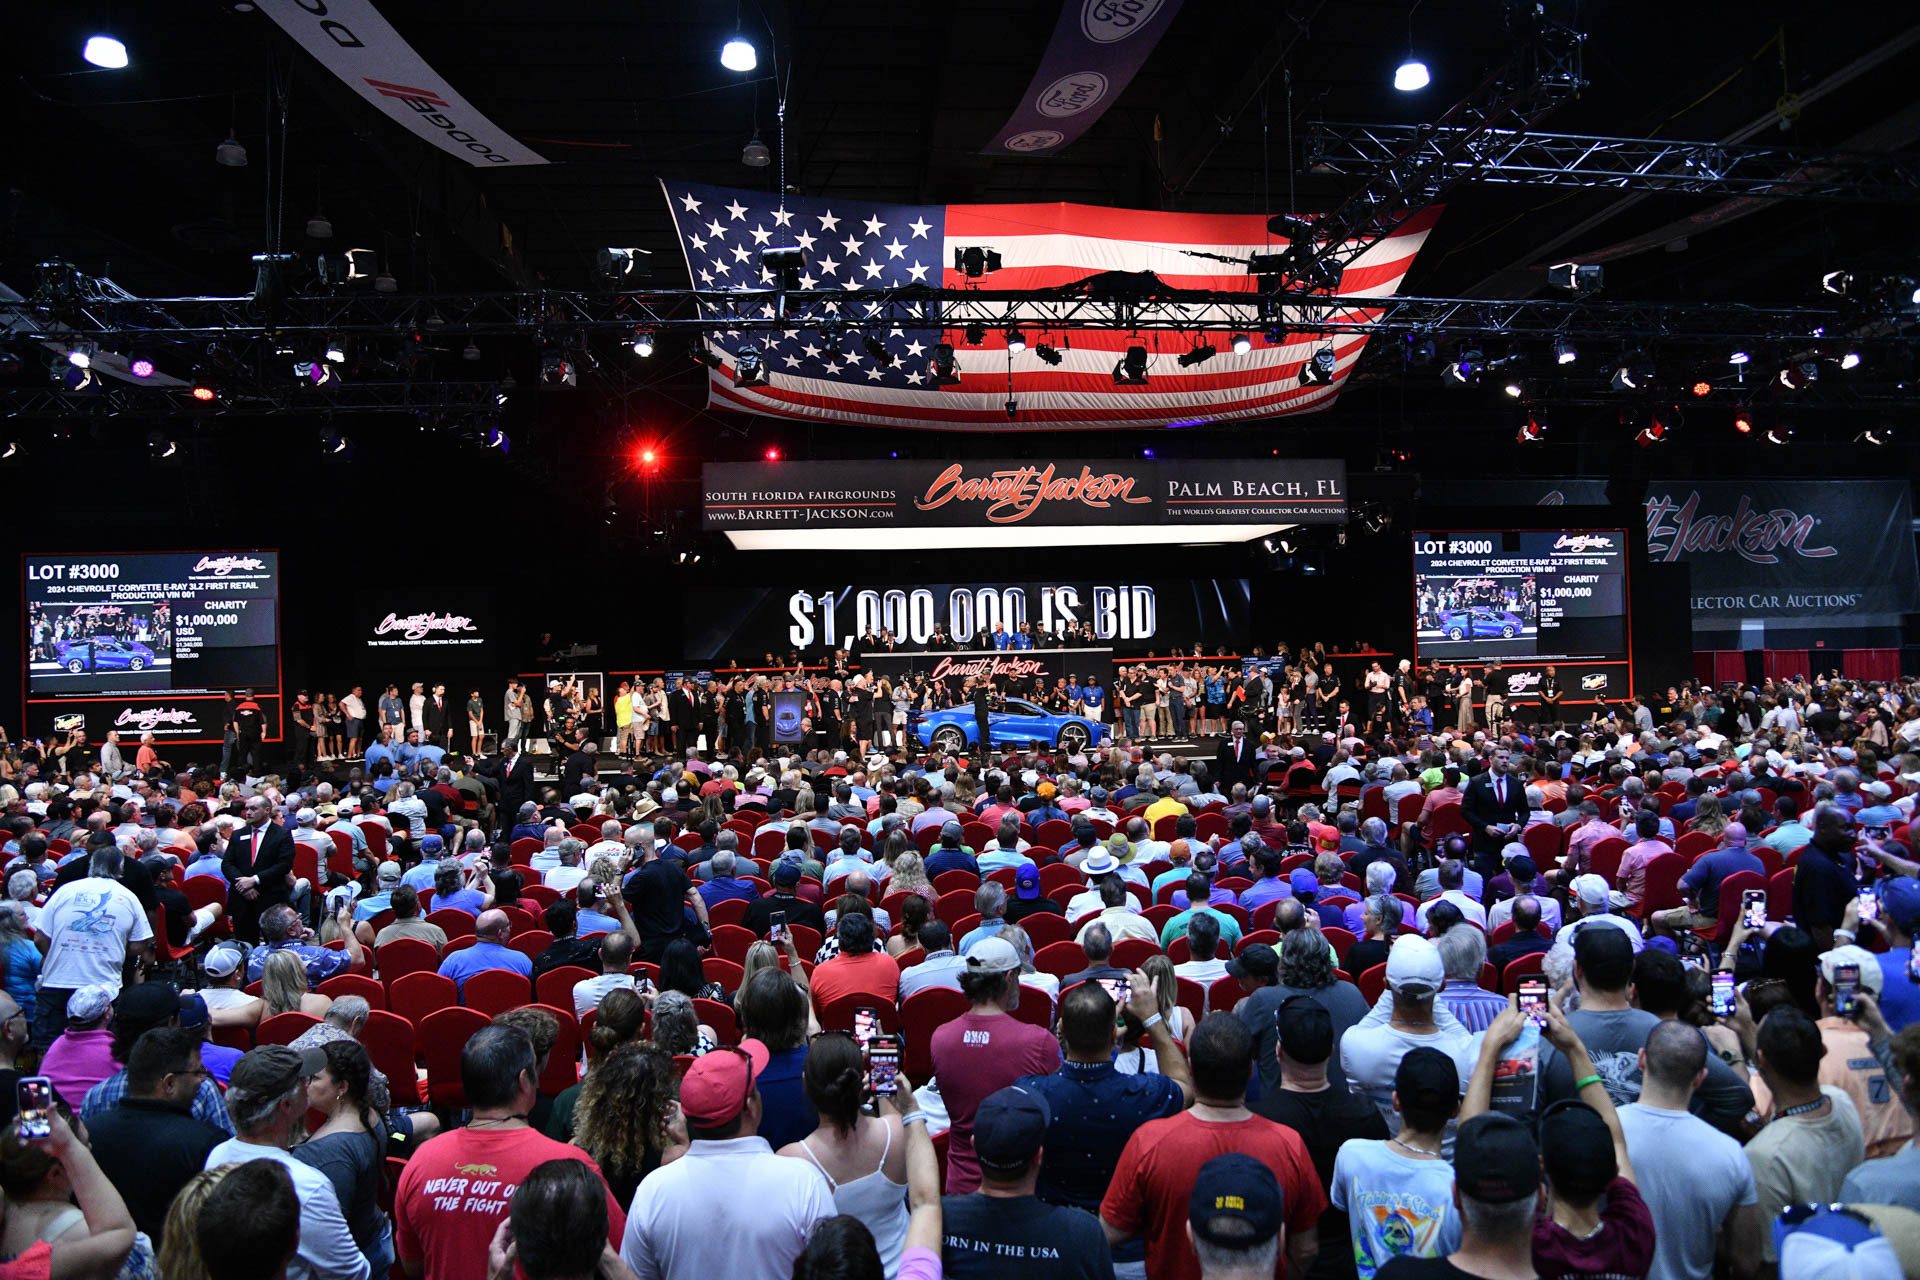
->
[678, 1039, 770, 1125]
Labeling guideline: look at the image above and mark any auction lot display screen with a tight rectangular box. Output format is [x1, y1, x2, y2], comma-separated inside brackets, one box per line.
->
[687, 578, 1251, 663]
[24, 551, 281, 745]
[1412, 531, 1630, 705]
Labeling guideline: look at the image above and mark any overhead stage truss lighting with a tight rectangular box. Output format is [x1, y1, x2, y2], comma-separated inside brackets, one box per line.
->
[1297, 347, 1336, 386]
[929, 343, 961, 387]
[1113, 345, 1149, 386]
[953, 246, 1002, 278]
[1033, 343, 1063, 366]
[734, 346, 770, 387]
[1177, 344, 1216, 368]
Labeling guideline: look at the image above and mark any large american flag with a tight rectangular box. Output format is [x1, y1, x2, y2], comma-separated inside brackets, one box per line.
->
[660, 180, 1438, 431]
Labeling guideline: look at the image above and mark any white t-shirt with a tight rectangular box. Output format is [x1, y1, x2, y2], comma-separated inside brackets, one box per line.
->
[1554, 912, 1645, 952]
[1329, 1139, 1462, 1279]
[545, 865, 590, 893]
[1173, 957, 1232, 988]
[573, 972, 637, 1020]
[1339, 1021, 1478, 1138]
[37, 876, 153, 992]
[1618, 1102, 1757, 1280]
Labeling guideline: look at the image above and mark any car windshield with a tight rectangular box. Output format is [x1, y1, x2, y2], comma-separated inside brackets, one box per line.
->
[1003, 700, 1042, 715]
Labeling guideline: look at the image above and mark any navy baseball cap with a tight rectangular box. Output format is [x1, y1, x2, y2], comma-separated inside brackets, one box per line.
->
[1189, 1153, 1284, 1248]
[973, 1086, 1050, 1170]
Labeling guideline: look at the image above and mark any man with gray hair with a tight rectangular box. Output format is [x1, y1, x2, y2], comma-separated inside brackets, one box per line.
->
[1432, 924, 1506, 1033]
[32, 838, 154, 1048]
[544, 838, 590, 894]
[205, 1045, 370, 1280]
[1344, 860, 1402, 936]
[585, 820, 625, 863]
[695, 849, 759, 909]
[958, 882, 1010, 955]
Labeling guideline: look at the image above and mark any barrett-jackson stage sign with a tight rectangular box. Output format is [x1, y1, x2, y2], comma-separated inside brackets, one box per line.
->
[703, 459, 1347, 536]
[1426, 476, 1920, 627]
[862, 647, 1114, 697]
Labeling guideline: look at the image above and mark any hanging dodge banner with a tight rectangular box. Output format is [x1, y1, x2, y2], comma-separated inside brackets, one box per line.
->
[704, 458, 1345, 550]
[257, 0, 547, 167]
[1424, 476, 1920, 627]
[983, 0, 1187, 156]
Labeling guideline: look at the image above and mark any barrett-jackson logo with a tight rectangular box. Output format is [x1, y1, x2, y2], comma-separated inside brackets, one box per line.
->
[917, 463, 1150, 525]
[375, 612, 477, 640]
[115, 707, 197, 731]
[1506, 672, 1543, 693]
[192, 555, 266, 576]
[928, 655, 1045, 682]
[1643, 491, 1836, 565]
[1552, 534, 1614, 553]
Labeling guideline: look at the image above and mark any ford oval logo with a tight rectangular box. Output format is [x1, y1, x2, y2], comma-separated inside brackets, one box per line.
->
[1037, 71, 1110, 118]
[1081, 0, 1167, 43]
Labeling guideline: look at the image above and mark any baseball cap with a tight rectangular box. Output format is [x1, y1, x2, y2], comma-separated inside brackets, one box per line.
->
[1395, 1045, 1462, 1116]
[771, 860, 801, 886]
[972, 1085, 1050, 1170]
[1289, 869, 1320, 896]
[377, 861, 403, 884]
[966, 937, 1023, 976]
[1878, 877, 1920, 932]
[1385, 934, 1445, 996]
[115, 980, 186, 1026]
[294, 807, 316, 825]
[940, 820, 965, 842]
[1453, 1112, 1542, 1203]
[1507, 854, 1538, 881]
[203, 945, 244, 978]
[679, 1039, 771, 1126]
[1189, 1152, 1285, 1250]
[422, 834, 445, 854]
[1866, 781, 1894, 801]
[1819, 945, 1886, 997]
[1225, 943, 1278, 983]
[1774, 1204, 1902, 1280]
[1274, 996, 1332, 1065]
[1571, 873, 1613, 908]
[1539, 1099, 1617, 1202]
[177, 993, 210, 1030]
[231, 1043, 326, 1096]
[1250, 794, 1272, 813]
[66, 983, 118, 1024]
[1015, 864, 1041, 899]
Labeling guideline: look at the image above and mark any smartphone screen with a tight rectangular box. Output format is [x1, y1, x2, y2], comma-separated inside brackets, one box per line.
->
[1857, 891, 1880, 924]
[1710, 971, 1736, 1018]
[1834, 963, 1861, 1015]
[1097, 977, 1129, 1006]
[769, 910, 786, 943]
[868, 1042, 900, 1098]
[1517, 977, 1549, 1027]
[853, 1007, 881, 1043]
[15, 1078, 52, 1141]
[1742, 890, 1767, 930]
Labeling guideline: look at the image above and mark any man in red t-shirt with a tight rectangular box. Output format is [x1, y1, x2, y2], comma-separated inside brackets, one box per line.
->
[396, 1025, 625, 1280]
[1101, 1013, 1325, 1280]
[808, 912, 900, 1010]
[928, 936, 1063, 1194]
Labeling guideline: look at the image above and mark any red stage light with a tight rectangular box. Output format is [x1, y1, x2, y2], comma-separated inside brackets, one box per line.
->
[638, 446, 658, 467]
[191, 385, 216, 402]
[1733, 408, 1753, 434]
[764, 446, 781, 461]
[1690, 380, 1711, 397]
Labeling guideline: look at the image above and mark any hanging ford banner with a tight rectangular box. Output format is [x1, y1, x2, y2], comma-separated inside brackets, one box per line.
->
[703, 458, 1345, 550]
[256, 0, 547, 167]
[983, 0, 1186, 155]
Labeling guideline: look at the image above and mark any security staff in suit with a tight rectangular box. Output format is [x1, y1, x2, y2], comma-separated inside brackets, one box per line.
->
[1215, 720, 1257, 792]
[498, 742, 534, 815]
[671, 679, 700, 750]
[222, 792, 296, 942]
[970, 679, 992, 755]
[423, 684, 451, 746]
[1459, 747, 1529, 875]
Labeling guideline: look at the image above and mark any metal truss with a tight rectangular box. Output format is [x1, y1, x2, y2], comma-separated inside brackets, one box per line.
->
[0, 378, 504, 419]
[1306, 122, 1920, 202]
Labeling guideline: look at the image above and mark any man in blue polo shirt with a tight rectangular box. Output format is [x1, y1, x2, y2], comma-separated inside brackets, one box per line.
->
[436, 908, 533, 996]
[1018, 973, 1191, 1275]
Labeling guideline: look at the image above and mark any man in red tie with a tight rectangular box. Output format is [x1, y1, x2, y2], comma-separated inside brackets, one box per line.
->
[1460, 747, 1528, 878]
[221, 793, 297, 942]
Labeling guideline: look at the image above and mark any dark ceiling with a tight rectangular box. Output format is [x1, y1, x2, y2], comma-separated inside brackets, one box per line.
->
[5, 0, 1920, 471]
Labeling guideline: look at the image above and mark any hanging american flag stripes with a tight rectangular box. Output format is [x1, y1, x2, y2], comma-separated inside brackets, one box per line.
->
[660, 180, 1439, 431]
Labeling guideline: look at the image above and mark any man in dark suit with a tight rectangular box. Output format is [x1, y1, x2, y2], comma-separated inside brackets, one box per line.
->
[971, 679, 993, 755]
[1216, 719, 1257, 792]
[1460, 748, 1528, 875]
[671, 679, 700, 751]
[423, 683, 450, 746]
[561, 741, 599, 795]
[222, 792, 295, 942]
[497, 741, 534, 815]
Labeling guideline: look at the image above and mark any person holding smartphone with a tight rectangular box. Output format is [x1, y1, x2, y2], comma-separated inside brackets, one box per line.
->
[0, 1108, 138, 1280]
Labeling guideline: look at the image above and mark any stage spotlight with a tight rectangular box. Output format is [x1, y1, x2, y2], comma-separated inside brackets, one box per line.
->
[484, 426, 510, 454]
[1261, 537, 1276, 553]
[1856, 427, 1891, 446]
[1004, 399, 1018, 420]
[601, 497, 618, 525]
[1033, 343, 1063, 366]
[1177, 344, 1217, 368]
[1441, 361, 1471, 385]
[323, 339, 347, 364]
[1516, 415, 1545, 444]
[1821, 270, 1852, 295]
[721, 36, 757, 71]
[1113, 345, 1150, 386]
[1502, 381, 1523, 399]
[819, 326, 846, 357]
[1840, 351, 1862, 370]
[954, 247, 1002, 278]
[190, 372, 217, 402]
[862, 335, 895, 367]
[66, 345, 93, 370]
[1140, 447, 1156, 459]
[964, 323, 986, 346]
[594, 248, 651, 285]
[1407, 336, 1438, 366]
[763, 446, 782, 461]
[61, 365, 97, 391]
[689, 340, 722, 369]
[637, 445, 660, 468]
[1547, 262, 1603, 293]
[631, 330, 655, 358]
[541, 352, 580, 386]
[1732, 406, 1753, 434]
[1728, 349, 1751, 365]
[1610, 351, 1651, 392]
[760, 245, 804, 289]
[0, 440, 18, 461]
[129, 356, 155, 379]
[83, 35, 129, 69]
[1553, 336, 1577, 366]
[1230, 332, 1252, 355]
[1777, 361, 1815, 390]
[320, 429, 351, 455]
[1764, 424, 1792, 445]
[741, 131, 771, 167]
[735, 346, 770, 387]
[1634, 419, 1668, 447]
[146, 430, 177, 460]
[1000, 329, 1026, 353]
[1394, 57, 1429, 91]
[1690, 380, 1712, 397]
[930, 343, 961, 386]
[1296, 347, 1337, 387]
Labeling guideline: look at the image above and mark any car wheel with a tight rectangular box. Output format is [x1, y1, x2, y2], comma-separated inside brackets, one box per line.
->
[1447, 627, 1465, 641]
[65, 658, 85, 673]
[1057, 723, 1090, 753]
[932, 725, 967, 754]
[1501, 625, 1516, 639]
[129, 656, 147, 670]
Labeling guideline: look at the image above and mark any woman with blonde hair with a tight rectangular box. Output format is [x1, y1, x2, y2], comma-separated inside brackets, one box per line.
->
[259, 949, 331, 1019]
[886, 852, 932, 900]
[1688, 792, 1728, 838]
[1110, 955, 1192, 1076]
[157, 1165, 234, 1280]
[571, 1044, 682, 1205]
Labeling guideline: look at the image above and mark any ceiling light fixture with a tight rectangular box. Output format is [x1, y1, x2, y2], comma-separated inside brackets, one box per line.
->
[1690, 380, 1712, 397]
[1394, 57, 1430, 91]
[1502, 381, 1523, 399]
[1839, 351, 1861, 370]
[631, 330, 655, 358]
[128, 356, 156, 379]
[720, 36, 757, 71]
[463, 340, 481, 362]
[83, 35, 129, 69]
[741, 131, 771, 167]
[306, 209, 333, 239]
[1552, 336, 1577, 366]
[1230, 332, 1252, 355]
[1003, 329, 1026, 353]
[1728, 349, 1751, 365]
[1732, 406, 1753, 434]
[216, 135, 248, 166]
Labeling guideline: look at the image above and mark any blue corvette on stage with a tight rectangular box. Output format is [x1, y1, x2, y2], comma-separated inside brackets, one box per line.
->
[52, 637, 157, 673]
[913, 698, 1105, 754]
[1436, 607, 1526, 641]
